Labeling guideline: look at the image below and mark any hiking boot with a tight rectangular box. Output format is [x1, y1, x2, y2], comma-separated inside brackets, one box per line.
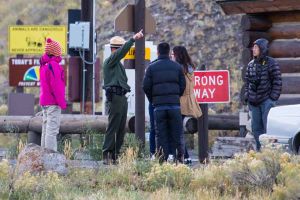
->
[103, 158, 112, 165]
[103, 152, 112, 165]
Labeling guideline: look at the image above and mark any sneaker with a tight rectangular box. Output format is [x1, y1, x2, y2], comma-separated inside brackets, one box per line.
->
[150, 154, 156, 161]
[184, 158, 192, 165]
[167, 154, 174, 163]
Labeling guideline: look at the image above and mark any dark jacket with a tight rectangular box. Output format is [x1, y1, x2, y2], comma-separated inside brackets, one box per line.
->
[245, 38, 282, 106]
[143, 55, 186, 106]
[103, 38, 135, 91]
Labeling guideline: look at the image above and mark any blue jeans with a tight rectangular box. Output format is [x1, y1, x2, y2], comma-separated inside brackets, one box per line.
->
[249, 98, 276, 151]
[149, 103, 156, 155]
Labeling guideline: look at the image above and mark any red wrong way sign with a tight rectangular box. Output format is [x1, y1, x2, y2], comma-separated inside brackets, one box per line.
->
[194, 70, 230, 103]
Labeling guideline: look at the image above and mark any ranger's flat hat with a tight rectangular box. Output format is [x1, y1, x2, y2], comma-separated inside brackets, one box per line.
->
[110, 36, 125, 48]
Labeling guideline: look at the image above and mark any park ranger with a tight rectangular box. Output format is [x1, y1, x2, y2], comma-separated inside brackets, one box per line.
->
[102, 30, 143, 164]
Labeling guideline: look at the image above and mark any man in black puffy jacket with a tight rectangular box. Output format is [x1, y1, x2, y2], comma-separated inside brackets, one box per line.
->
[143, 42, 186, 162]
[244, 38, 282, 151]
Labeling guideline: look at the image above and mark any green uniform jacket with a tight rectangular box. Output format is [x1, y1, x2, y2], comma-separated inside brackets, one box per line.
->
[103, 38, 135, 91]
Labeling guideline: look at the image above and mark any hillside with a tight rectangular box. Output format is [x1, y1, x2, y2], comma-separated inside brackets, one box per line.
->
[0, 0, 242, 112]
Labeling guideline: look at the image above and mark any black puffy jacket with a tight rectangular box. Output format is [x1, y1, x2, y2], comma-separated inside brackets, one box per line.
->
[143, 55, 186, 106]
[245, 38, 282, 106]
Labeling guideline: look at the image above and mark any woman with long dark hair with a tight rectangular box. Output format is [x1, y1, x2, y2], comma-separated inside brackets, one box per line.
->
[171, 46, 202, 164]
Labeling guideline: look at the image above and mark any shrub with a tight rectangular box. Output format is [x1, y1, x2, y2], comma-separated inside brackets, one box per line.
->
[145, 163, 192, 191]
[0, 104, 7, 115]
[11, 171, 64, 199]
[272, 163, 300, 200]
[225, 150, 281, 194]
[190, 164, 233, 195]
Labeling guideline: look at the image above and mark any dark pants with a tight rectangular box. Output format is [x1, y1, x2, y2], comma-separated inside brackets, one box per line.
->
[103, 94, 128, 160]
[248, 98, 276, 151]
[154, 108, 184, 162]
[150, 106, 189, 159]
[182, 115, 190, 159]
[149, 103, 156, 155]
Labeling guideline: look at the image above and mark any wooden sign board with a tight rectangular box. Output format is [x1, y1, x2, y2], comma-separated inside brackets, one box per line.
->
[114, 4, 156, 34]
[9, 57, 67, 87]
[8, 25, 67, 55]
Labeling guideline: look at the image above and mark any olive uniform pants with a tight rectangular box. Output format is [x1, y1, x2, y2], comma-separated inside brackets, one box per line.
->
[102, 94, 128, 160]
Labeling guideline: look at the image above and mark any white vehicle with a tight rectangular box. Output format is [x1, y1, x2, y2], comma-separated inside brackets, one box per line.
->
[260, 104, 300, 153]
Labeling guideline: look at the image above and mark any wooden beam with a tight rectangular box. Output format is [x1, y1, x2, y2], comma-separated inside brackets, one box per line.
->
[241, 15, 272, 31]
[186, 115, 239, 133]
[269, 40, 300, 58]
[242, 75, 300, 95]
[276, 58, 300, 73]
[267, 11, 300, 23]
[0, 115, 135, 134]
[240, 84, 300, 104]
[217, 0, 300, 15]
[268, 23, 300, 40]
[282, 75, 300, 94]
[241, 74, 300, 97]
[242, 31, 271, 48]
[277, 94, 300, 105]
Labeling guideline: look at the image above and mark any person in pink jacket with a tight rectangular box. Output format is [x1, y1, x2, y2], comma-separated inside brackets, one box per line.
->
[39, 38, 66, 151]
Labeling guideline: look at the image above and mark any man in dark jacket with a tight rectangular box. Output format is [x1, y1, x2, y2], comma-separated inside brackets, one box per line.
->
[244, 38, 282, 151]
[102, 30, 143, 164]
[143, 42, 186, 162]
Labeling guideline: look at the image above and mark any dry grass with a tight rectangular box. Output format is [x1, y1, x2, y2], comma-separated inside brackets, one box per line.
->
[1, 148, 300, 199]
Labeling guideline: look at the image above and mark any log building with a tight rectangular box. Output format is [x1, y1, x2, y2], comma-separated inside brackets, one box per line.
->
[218, 0, 300, 105]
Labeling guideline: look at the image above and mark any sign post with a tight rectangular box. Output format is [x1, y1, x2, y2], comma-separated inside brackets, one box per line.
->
[134, 0, 146, 145]
[115, 0, 156, 145]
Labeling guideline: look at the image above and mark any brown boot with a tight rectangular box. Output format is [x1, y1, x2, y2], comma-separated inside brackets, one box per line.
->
[103, 152, 112, 165]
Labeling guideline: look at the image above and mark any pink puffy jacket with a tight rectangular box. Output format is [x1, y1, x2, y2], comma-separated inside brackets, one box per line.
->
[39, 53, 66, 110]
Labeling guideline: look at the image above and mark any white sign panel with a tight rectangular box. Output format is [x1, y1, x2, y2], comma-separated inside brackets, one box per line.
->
[102, 41, 157, 118]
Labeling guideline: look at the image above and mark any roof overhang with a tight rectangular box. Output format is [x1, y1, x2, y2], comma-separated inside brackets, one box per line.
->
[217, 0, 300, 15]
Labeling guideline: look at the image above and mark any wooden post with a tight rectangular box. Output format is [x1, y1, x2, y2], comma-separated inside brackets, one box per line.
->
[81, 0, 94, 114]
[198, 65, 209, 163]
[16, 19, 24, 93]
[134, 0, 146, 145]
[27, 131, 41, 145]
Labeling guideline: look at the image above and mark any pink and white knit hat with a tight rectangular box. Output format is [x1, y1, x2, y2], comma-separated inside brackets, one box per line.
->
[45, 38, 62, 56]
